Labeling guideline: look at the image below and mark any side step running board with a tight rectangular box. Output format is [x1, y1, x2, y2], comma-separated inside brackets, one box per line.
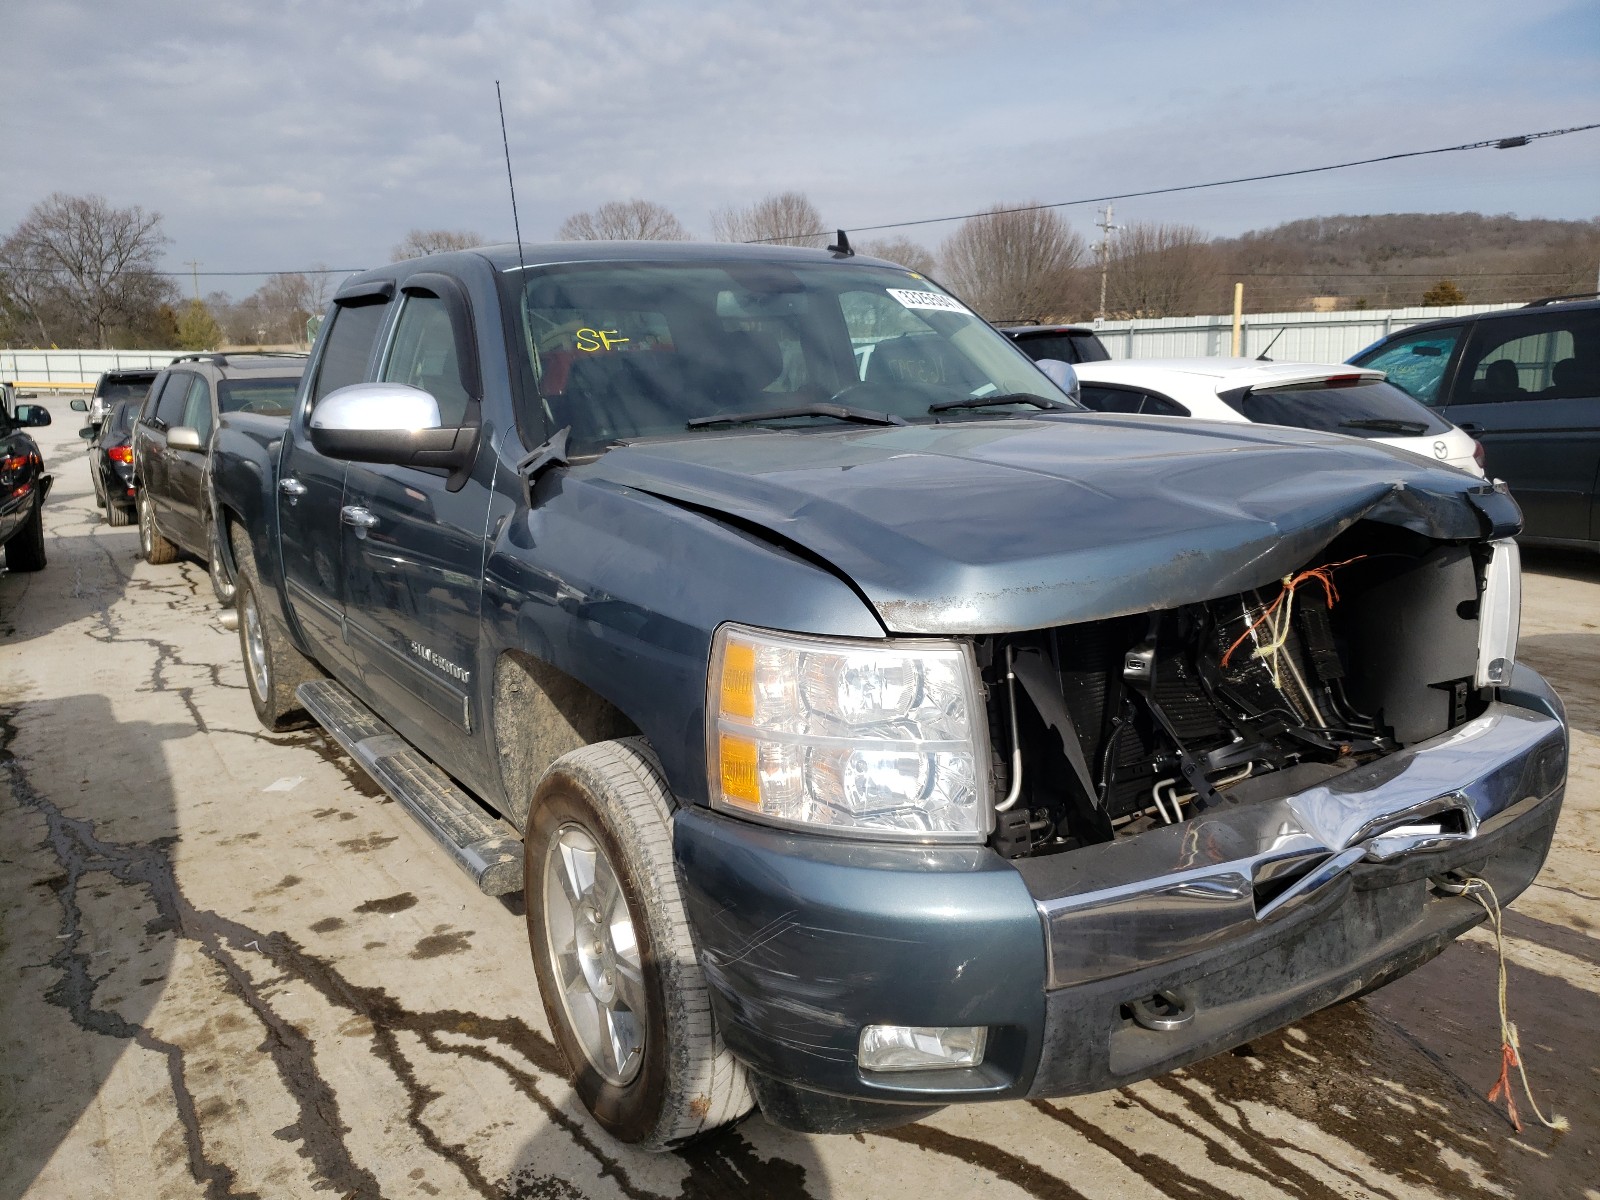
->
[297, 679, 523, 896]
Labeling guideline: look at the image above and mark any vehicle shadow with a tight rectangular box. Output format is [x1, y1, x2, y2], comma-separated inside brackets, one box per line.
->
[1520, 543, 1600, 583]
[0, 395, 159, 645]
[501, 1111, 828, 1199]
[1519, 632, 1600, 738]
[0, 693, 198, 1199]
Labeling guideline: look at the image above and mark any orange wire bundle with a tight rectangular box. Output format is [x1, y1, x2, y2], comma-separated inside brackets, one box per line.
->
[1220, 555, 1368, 670]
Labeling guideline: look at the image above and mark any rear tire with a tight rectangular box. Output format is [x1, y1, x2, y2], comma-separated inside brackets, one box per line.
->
[138, 491, 179, 564]
[525, 739, 754, 1150]
[232, 526, 314, 731]
[107, 503, 134, 528]
[6, 497, 47, 572]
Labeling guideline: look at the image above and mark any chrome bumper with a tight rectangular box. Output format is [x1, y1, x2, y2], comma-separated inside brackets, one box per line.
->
[1033, 701, 1567, 990]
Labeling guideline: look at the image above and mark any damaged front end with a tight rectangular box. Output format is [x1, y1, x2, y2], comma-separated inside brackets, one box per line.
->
[980, 523, 1524, 864]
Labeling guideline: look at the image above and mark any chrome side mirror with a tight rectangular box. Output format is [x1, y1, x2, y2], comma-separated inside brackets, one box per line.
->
[1035, 358, 1081, 405]
[309, 382, 478, 479]
[167, 425, 204, 451]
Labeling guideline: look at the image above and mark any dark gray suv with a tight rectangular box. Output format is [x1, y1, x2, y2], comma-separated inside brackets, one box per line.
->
[134, 351, 307, 600]
[1351, 296, 1600, 551]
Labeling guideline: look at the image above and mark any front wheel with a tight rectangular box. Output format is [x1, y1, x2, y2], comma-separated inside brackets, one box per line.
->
[525, 739, 753, 1149]
[207, 520, 236, 605]
[138, 491, 179, 564]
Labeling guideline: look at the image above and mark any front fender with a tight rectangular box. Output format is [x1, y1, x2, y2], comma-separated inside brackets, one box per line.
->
[482, 468, 885, 805]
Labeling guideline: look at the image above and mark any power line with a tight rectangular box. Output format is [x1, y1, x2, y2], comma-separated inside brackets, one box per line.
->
[750, 121, 1600, 243]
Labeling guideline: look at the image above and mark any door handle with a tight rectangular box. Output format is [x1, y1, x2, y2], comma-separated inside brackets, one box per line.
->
[279, 478, 307, 497]
[341, 505, 379, 530]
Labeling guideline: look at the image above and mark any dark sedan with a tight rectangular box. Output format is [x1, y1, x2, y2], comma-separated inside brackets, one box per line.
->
[0, 386, 54, 571]
[80, 399, 138, 526]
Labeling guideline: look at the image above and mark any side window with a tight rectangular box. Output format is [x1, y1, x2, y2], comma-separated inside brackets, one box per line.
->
[154, 371, 193, 426]
[180, 375, 215, 440]
[381, 293, 471, 426]
[1355, 325, 1462, 406]
[1453, 311, 1600, 404]
[1080, 385, 1186, 416]
[311, 298, 389, 406]
[141, 372, 173, 422]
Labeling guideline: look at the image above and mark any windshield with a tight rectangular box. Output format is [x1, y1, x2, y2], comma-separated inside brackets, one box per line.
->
[217, 377, 300, 416]
[1220, 377, 1452, 437]
[506, 260, 1073, 452]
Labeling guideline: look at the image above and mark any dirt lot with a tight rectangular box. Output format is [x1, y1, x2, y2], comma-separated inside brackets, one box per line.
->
[2, 398, 1597, 1200]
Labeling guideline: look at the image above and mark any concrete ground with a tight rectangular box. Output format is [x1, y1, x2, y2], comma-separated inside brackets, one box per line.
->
[2, 395, 1596, 1200]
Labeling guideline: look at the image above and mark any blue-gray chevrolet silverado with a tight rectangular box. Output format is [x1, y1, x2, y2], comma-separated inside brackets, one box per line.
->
[210, 240, 1567, 1148]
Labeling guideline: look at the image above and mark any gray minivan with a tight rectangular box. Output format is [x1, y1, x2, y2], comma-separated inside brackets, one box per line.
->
[1351, 296, 1600, 551]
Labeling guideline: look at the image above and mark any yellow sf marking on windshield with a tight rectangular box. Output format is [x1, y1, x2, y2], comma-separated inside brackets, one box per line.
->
[576, 327, 629, 352]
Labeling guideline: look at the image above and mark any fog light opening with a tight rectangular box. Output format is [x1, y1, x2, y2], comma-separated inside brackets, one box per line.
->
[858, 1024, 987, 1072]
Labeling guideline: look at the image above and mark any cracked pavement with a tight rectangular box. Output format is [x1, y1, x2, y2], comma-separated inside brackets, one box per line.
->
[2, 396, 1597, 1199]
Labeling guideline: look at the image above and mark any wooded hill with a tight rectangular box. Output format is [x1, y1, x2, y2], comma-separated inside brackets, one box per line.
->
[1213, 212, 1600, 312]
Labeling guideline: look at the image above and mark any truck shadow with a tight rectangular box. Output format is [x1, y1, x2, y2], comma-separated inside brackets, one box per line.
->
[1518, 631, 1600, 738]
[0, 694, 200, 1198]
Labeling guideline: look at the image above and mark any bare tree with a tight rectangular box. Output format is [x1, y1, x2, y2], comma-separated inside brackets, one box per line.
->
[559, 199, 690, 241]
[711, 192, 827, 247]
[1, 193, 173, 347]
[391, 228, 485, 262]
[857, 237, 938, 276]
[939, 204, 1086, 322]
[1105, 222, 1216, 317]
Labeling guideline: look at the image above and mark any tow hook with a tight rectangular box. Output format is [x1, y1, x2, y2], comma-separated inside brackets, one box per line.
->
[1128, 988, 1196, 1031]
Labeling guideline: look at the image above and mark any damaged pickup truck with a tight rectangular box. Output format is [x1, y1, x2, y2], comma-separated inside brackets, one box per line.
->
[210, 241, 1567, 1147]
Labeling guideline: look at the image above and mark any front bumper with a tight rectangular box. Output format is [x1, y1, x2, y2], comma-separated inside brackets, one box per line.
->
[674, 667, 1566, 1131]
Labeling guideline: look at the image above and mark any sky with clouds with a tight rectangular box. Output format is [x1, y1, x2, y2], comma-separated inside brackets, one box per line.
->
[4, 0, 1597, 297]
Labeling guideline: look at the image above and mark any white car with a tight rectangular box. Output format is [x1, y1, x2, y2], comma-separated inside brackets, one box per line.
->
[1069, 359, 1485, 476]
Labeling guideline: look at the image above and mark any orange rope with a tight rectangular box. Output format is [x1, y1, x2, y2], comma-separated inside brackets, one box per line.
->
[1220, 555, 1368, 669]
[1487, 1041, 1523, 1132]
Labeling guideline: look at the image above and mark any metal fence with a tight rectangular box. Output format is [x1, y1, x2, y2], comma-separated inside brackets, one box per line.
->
[1, 349, 185, 389]
[1094, 302, 1520, 363]
[0, 301, 1528, 387]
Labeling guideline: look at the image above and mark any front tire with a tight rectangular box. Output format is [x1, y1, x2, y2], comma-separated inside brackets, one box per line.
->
[525, 739, 753, 1149]
[6, 497, 47, 571]
[207, 520, 236, 605]
[232, 527, 314, 731]
[138, 491, 179, 564]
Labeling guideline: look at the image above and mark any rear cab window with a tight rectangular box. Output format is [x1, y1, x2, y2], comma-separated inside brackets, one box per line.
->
[1015, 332, 1111, 364]
[1221, 377, 1451, 438]
[310, 298, 390, 407]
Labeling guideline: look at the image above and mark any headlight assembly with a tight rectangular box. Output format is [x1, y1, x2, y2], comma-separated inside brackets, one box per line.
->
[708, 623, 990, 841]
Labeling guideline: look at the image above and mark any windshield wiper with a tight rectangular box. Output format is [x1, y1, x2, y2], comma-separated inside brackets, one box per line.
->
[688, 403, 907, 428]
[1338, 418, 1429, 435]
[929, 392, 1072, 413]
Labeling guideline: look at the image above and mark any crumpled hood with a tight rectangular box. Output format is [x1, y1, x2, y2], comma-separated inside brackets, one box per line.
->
[586, 415, 1518, 634]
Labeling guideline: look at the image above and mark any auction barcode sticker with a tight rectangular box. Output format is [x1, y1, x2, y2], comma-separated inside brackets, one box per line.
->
[887, 288, 971, 315]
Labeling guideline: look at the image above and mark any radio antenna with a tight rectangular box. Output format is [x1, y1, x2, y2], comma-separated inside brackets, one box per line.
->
[495, 81, 527, 276]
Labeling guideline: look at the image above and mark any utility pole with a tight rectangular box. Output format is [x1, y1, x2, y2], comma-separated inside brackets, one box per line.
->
[1095, 203, 1119, 323]
[1230, 283, 1244, 357]
[184, 260, 202, 302]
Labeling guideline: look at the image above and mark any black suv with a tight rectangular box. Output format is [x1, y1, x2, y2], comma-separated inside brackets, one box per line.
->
[1001, 323, 1112, 365]
[134, 352, 307, 599]
[1351, 295, 1600, 550]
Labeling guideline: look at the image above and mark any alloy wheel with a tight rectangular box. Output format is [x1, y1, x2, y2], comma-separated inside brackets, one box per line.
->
[543, 824, 647, 1086]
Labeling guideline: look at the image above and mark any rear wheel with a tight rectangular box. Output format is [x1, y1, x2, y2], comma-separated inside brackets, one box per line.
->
[525, 739, 753, 1149]
[6, 497, 47, 571]
[232, 527, 314, 731]
[107, 502, 133, 528]
[138, 491, 179, 564]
